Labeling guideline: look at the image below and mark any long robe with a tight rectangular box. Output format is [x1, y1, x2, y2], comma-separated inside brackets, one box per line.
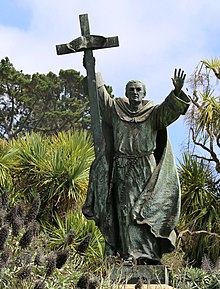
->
[83, 83, 190, 262]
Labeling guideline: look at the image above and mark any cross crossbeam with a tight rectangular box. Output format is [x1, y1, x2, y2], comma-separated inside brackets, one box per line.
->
[56, 14, 119, 156]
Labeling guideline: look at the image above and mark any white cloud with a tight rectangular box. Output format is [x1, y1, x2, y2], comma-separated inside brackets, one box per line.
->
[1, 0, 220, 156]
[1, 0, 220, 93]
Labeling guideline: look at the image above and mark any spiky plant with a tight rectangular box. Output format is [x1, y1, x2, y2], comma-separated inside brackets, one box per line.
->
[0, 189, 74, 289]
[38, 130, 94, 214]
[178, 153, 220, 266]
[0, 139, 18, 188]
[173, 265, 220, 289]
[41, 210, 105, 272]
[13, 130, 94, 220]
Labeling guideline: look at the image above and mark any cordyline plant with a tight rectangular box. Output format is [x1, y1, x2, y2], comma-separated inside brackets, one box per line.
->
[186, 58, 220, 177]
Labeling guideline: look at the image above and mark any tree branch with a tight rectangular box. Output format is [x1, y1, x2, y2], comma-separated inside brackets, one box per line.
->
[191, 154, 213, 162]
[217, 134, 220, 148]
[190, 128, 211, 154]
[207, 127, 220, 167]
[178, 229, 220, 241]
[190, 91, 201, 108]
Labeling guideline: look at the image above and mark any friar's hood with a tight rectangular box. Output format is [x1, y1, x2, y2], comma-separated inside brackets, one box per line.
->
[114, 97, 155, 122]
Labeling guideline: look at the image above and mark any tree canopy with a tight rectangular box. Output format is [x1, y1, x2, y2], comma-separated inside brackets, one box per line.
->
[0, 57, 90, 139]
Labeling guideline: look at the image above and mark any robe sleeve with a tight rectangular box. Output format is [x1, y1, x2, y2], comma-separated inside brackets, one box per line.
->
[153, 90, 191, 130]
[96, 73, 114, 125]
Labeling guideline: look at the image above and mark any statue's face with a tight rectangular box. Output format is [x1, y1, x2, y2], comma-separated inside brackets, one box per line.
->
[126, 82, 145, 107]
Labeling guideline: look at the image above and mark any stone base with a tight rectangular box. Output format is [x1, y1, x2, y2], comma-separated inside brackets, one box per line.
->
[110, 265, 169, 285]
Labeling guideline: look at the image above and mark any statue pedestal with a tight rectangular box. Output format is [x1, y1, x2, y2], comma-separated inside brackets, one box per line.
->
[110, 264, 169, 285]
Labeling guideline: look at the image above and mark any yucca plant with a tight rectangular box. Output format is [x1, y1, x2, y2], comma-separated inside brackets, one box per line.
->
[12, 130, 94, 220]
[0, 139, 18, 188]
[178, 152, 220, 266]
[39, 130, 94, 214]
[11, 132, 49, 197]
[41, 210, 105, 273]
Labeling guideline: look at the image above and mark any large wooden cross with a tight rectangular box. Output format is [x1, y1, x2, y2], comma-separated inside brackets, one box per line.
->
[56, 14, 119, 156]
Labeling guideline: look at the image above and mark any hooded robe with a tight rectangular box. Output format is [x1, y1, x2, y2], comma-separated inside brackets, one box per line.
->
[83, 80, 190, 262]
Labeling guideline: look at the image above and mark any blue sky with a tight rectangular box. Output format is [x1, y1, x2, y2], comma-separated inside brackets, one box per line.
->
[0, 0, 220, 159]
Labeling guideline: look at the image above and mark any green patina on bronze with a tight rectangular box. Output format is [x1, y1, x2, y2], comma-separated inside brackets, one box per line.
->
[56, 14, 190, 265]
[83, 71, 190, 264]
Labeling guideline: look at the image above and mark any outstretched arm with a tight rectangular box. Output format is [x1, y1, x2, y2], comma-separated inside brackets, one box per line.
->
[83, 56, 113, 124]
[95, 73, 114, 125]
[153, 68, 190, 129]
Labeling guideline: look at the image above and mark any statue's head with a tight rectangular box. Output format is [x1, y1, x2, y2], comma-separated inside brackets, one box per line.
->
[125, 80, 146, 109]
[125, 80, 146, 97]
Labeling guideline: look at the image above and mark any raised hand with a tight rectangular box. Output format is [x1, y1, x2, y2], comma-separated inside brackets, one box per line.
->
[172, 68, 186, 96]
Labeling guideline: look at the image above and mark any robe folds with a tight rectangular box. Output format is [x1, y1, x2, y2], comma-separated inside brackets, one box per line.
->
[82, 82, 190, 261]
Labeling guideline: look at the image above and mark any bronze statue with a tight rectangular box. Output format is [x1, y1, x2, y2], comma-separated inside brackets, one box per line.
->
[56, 13, 190, 265]
[83, 68, 190, 265]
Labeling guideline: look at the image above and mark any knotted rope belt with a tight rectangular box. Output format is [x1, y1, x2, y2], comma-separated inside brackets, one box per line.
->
[113, 152, 154, 214]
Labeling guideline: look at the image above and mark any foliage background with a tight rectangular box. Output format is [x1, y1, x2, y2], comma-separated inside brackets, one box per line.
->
[0, 58, 219, 288]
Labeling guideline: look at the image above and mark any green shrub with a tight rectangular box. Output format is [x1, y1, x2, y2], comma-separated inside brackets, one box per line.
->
[1, 130, 94, 221]
[173, 265, 220, 289]
[178, 153, 220, 266]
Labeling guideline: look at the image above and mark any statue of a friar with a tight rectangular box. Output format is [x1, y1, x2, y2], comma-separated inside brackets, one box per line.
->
[82, 60, 190, 265]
